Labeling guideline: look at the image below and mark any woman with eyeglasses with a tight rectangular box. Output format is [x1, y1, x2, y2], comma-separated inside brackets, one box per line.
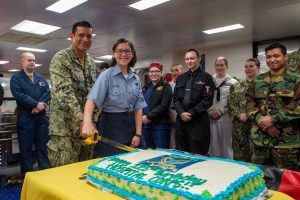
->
[142, 63, 173, 149]
[208, 56, 237, 159]
[81, 38, 146, 157]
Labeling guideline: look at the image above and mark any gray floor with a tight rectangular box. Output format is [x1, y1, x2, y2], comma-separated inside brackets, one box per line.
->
[0, 165, 20, 176]
[0, 163, 38, 176]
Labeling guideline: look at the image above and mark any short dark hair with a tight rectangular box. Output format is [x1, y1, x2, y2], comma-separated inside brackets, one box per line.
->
[72, 21, 92, 34]
[99, 62, 110, 70]
[265, 43, 287, 55]
[185, 48, 200, 58]
[246, 58, 260, 69]
[111, 38, 137, 68]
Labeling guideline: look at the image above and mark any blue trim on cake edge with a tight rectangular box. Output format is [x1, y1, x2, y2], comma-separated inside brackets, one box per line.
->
[88, 149, 267, 200]
[242, 186, 266, 200]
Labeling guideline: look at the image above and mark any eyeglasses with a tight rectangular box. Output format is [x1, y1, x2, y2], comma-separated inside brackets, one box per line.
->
[115, 49, 132, 55]
[149, 70, 161, 73]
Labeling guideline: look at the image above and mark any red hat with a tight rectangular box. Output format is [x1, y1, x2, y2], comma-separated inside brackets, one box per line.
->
[149, 63, 163, 71]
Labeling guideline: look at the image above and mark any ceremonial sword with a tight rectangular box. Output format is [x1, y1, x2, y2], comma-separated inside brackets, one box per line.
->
[83, 130, 136, 152]
[79, 131, 136, 180]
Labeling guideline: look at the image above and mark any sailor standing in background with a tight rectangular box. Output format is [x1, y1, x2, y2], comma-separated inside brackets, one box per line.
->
[10, 52, 51, 176]
[208, 57, 237, 159]
[173, 48, 215, 155]
[247, 43, 300, 170]
[142, 63, 173, 149]
[227, 58, 260, 162]
[168, 64, 183, 148]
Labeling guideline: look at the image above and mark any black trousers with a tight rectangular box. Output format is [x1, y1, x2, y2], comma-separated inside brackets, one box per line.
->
[175, 112, 210, 155]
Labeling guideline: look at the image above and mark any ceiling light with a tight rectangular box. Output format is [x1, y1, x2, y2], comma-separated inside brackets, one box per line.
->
[0, 60, 9, 64]
[98, 55, 112, 60]
[17, 47, 47, 53]
[94, 60, 104, 63]
[8, 69, 20, 72]
[35, 64, 42, 67]
[203, 24, 244, 34]
[46, 0, 88, 13]
[11, 20, 61, 35]
[129, 0, 171, 11]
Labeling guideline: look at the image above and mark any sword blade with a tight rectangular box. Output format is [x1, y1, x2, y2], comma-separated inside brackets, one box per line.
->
[97, 135, 135, 152]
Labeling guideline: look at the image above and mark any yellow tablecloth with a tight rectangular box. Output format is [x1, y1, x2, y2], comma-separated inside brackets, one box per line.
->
[20, 159, 294, 200]
[21, 159, 123, 200]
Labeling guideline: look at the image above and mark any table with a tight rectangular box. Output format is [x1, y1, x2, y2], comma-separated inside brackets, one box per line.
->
[21, 159, 294, 200]
[21, 159, 123, 200]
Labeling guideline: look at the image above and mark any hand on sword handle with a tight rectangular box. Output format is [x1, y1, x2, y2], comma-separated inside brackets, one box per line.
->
[79, 120, 98, 145]
[83, 131, 99, 145]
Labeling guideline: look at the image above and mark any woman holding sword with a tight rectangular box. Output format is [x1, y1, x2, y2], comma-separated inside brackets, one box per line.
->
[81, 38, 146, 157]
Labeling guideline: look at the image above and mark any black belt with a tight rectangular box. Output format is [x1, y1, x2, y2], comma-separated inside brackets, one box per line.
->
[102, 111, 134, 116]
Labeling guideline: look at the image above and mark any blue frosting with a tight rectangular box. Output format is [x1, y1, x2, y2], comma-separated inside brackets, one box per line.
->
[88, 175, 146, 200]
[88, 149, 266, 200]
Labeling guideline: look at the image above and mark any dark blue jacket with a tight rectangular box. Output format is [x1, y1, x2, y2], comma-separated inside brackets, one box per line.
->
[142, 79, 173, 124]
[10, 70, 51, 113]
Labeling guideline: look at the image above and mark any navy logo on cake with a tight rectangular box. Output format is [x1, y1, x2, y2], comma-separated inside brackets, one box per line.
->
[140, 154, 205, 172]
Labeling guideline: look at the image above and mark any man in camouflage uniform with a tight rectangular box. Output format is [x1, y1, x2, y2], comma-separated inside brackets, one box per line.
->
[287, 49, 300, 73]
[247, 43, 300, 171]
[47, 21, 97, 167]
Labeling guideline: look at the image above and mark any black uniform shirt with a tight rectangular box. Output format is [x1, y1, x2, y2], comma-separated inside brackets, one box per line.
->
[173, 66, 215, 116]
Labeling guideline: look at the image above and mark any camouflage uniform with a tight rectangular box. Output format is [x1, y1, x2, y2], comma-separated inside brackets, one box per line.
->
[47, 47, 97, 167]
[246, 68, 300, 171]
[287, 50, 300, 73]
[228, 79, 252, 162]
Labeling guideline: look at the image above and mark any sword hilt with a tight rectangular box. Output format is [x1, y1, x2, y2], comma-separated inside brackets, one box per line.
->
[83, 130, 99, 145]
[83, 131, 136, 152]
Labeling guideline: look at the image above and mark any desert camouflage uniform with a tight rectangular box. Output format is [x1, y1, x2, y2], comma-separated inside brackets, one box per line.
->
[287, 50, 300, 73]
[47, 47, 97, 167]
[228, 79, 252, 162]
[246, 68, 300, 171]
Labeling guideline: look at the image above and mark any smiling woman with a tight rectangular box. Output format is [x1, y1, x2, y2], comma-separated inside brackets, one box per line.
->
[208, 56, 237, 159]
[82, 38, 147, 158]
[227, 58, 260, 162]
[141, 63, 173, 149]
